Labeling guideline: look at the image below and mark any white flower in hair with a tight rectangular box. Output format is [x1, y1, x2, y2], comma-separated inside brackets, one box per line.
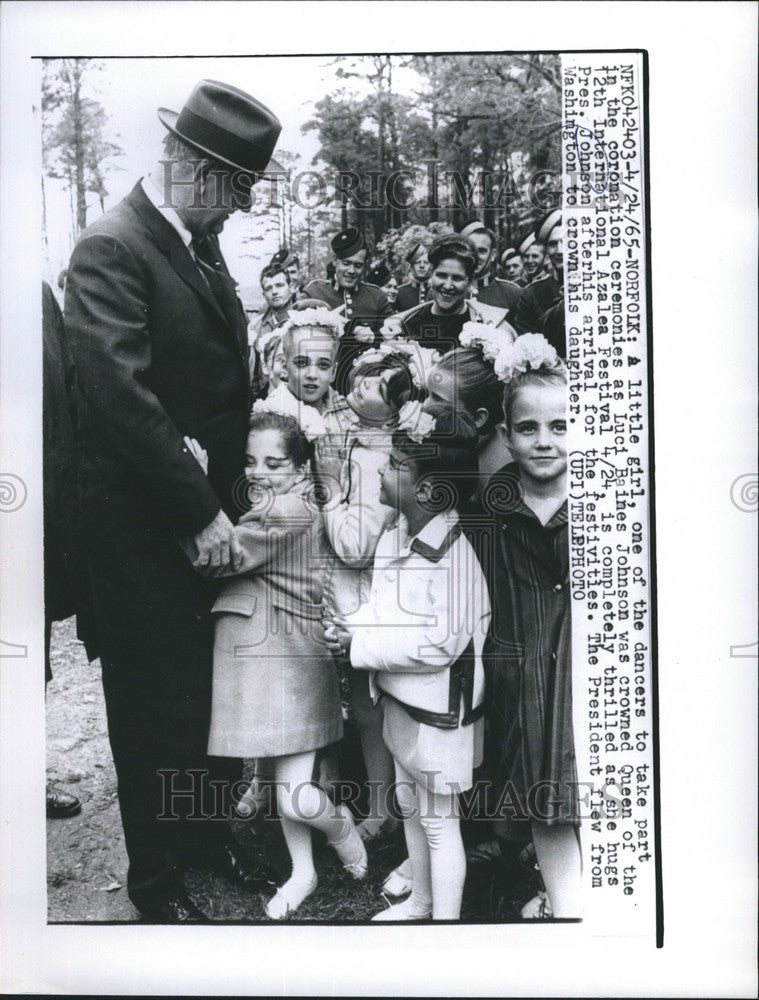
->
[459, 321, 503, 363]
[256, 326, 283, 356]
[397, 400, 437, 443]
[493, 333, 560, 383]
[285, 306, 345, 338]
[251, 383, 327, 442]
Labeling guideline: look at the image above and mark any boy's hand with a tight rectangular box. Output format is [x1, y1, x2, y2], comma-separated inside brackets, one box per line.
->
[183, 435, 208, 475]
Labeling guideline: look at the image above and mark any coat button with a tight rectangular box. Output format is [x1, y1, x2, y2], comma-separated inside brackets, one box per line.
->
[553, 583, 563, 593]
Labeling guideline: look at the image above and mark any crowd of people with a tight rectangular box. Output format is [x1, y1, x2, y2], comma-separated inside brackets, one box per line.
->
[46, 78, 578, 924]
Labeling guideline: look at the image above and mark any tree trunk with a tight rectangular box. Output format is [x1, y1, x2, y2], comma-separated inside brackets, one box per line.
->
[70, 61, 88, 236]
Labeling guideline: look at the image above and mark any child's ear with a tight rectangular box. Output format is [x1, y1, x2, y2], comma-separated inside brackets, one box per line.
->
[473, 406, 490, 430]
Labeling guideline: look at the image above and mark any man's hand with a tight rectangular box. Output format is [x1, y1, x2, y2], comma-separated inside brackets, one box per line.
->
[192, 509, 243, 575]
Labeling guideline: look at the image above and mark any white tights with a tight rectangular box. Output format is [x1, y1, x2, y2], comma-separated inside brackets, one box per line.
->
[393, 760, 466, 920]
[272, 751, 354, 888]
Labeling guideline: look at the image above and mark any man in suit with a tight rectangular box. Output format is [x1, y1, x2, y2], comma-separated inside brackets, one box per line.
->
[305, 227, 392, 394]
[459, 221, 522, 317]
[65, 80, 284, 922]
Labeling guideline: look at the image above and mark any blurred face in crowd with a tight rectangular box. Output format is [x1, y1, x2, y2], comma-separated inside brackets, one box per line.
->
[429, 257, 470, 314]
[262, 339, 285, 388]
[409, 247, 431, 283]
[522, 243, 546, 278]
[507, 383, 567, 490]
[504, 255, 524, 281]
[261, 272, 292, 310]
[283, 326, 336, 408]
[382, 276, 399, 306]
[285, 262, 300, 288]
[546, 226, 563, 277]
[334, 249, 367, 290]
[468, 231, 495, 278]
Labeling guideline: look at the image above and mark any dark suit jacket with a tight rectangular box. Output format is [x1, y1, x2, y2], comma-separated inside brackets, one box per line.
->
[65, 182, 251, 538]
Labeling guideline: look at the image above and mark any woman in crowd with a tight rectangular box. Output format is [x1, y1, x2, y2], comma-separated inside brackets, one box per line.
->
[383, 234, 517, 356]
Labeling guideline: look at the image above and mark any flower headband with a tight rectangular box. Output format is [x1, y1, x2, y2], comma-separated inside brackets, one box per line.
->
[251, 383, 327, 442]
[256, 326, 284, 356]
[396, 400, 437, 443]
[282, 306, 345, 339]
[352, 341, 441, 390]
[493, 333, 560, 384]
[458, 323, 560, 384]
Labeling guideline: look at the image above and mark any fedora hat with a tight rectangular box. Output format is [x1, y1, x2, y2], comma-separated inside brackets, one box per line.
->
[158, 79, 284, 175]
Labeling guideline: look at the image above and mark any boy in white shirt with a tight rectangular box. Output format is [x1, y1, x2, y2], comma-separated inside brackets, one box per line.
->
[326, 403, 491, 920]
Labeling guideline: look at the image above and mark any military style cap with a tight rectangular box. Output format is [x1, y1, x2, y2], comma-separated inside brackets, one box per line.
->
[519, 232, 537, 254]
[500, 247, 520, 264]
[270, 247, 298, 269]
[367, 261, 391, 286]
[536, 208, 562, 244]
[404, 242, 425, 264]
[460, 220, 487, 239]
[331, 227, 365, 260]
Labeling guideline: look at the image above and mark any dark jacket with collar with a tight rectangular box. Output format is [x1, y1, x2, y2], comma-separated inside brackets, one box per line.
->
[65, 181, 251, 536]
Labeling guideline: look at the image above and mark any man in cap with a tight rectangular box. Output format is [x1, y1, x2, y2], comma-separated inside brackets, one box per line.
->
[511, 208, 565, 355]
[395, 242, 432, 311]
[518, 231, 547, 285]
[65, 79, 283, 922]
[500, 248, 524, 284]
[459, 220, 522, 316]
[305, 226, 392, 394]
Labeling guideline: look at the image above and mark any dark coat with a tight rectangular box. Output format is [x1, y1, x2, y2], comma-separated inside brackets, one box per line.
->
[66, 181, 251, 537]
[64, 181, 250, 909]
[395, 280, 429, 311]
[42, 281, 99, 660]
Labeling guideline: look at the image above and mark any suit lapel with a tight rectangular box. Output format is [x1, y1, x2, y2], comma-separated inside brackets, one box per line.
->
[127, 183, 229, 327]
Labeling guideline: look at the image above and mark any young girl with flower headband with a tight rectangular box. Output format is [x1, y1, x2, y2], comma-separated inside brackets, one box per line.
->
[326, 403, 491, 920]
[483, 341, 581, 919]
[201, 399, 367, 919]
[276, 303, 345, 415]
[316, 346, 425, 842]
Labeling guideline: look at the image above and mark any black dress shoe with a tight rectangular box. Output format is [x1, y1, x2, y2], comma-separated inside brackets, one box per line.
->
[46, 785, 82, 818]
[213, 842, 276, 890]
[140, 894, 210, 923]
